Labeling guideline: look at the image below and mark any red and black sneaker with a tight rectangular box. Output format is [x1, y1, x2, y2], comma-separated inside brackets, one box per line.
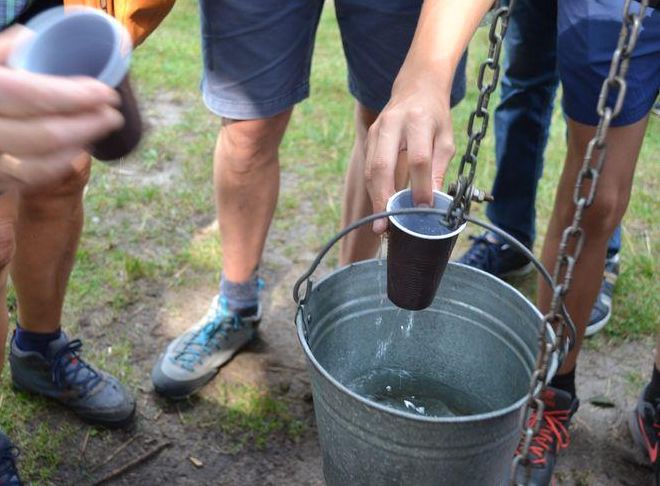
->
[513, 387, 580, 486]
[628, 386, 660, 485]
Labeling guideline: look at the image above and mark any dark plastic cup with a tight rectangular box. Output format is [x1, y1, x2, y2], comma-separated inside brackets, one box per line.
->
[9, 7, 141, 162]
[386, 189, 466, 310]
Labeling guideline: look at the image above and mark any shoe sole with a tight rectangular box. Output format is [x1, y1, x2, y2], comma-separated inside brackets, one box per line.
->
[154, 324, 261, 401]
[12, 381, 136, 429]
[627, 408, 651, 464]
[585, 310, 611, 337]
[499, 261, 535, 279]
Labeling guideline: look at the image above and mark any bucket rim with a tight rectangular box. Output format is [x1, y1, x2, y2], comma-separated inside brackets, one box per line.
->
[296, 260, 556, 423]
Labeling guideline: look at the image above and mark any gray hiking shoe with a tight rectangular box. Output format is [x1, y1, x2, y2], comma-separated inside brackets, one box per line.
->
[0, 430, 21, 486]
[152, 294, 262, 400]
[586, 252, 620, 337]
[9, 332, 136, 429]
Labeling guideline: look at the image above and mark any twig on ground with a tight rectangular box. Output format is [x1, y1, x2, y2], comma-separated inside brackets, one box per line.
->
[177, 404, 185, 425]
[93, 435, 141, 471]
[92, 440, 171, 485]
[154, 409, 163, 421]
[80, 428, 91, 458]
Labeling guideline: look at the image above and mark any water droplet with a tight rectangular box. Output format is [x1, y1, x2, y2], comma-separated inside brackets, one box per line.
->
[386, 385, 392, 393]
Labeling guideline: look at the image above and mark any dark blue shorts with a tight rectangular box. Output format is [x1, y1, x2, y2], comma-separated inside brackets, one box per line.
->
[558, 0, 660, 126]
[198, 0, 467, 120]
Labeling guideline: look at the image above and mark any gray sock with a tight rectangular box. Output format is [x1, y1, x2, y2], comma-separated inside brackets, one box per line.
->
[220, 272, 260, 311]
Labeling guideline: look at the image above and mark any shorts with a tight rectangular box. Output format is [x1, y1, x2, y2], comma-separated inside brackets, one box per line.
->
[198, 0, 467, 120]
[558, 0, 660, 126]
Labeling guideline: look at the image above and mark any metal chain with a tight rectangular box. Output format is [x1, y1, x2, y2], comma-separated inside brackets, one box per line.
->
[446, 0, 515, 226]
[511, 0, 649, 483]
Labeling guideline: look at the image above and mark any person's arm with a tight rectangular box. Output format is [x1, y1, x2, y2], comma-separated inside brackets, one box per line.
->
[365, 0, 493, 233]
[0, 27, 123, 190]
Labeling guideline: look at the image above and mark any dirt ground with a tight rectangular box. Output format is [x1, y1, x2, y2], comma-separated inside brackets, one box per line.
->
[52, 226, 655, 485]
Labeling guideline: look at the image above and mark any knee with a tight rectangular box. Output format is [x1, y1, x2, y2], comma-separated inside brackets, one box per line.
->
[219, 113, 290, 174]
[0, 220, 15, 270]
[20, 153, 90, 209]
[566, 190, 626, 241]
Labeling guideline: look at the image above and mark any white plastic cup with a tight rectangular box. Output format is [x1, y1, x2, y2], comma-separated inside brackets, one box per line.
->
[9, 7, 142, 162]
[8, 6, 132, 87]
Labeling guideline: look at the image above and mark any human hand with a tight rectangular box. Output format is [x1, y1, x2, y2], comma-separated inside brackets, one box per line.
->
[0, 27, 124, 189]
[365, 67, 455, 234]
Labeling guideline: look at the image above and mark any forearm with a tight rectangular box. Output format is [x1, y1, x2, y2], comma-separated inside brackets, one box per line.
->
[400, 0, 494, 92]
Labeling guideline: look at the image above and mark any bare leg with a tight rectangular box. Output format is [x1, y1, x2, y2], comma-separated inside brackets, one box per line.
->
[340, 103, 409, 265]
[0, 191, 17, 371]
[215, 110, 292, 282]
[10, 154, 90, 333]
[655, 333, 660, 370]
[539, 116, 649, 376]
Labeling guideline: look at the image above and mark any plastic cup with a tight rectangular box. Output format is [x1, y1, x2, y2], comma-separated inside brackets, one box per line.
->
[386, 189, 467, 310]
[8, 7, 142, 162]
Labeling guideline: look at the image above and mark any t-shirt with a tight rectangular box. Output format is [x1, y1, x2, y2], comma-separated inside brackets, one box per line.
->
[1, 0, 62, 30]
[1, 0, 32, 28]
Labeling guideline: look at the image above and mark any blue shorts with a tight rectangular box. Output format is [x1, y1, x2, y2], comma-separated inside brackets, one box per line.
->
[198, 0, 467, 120]
[558, 0, 660, 126]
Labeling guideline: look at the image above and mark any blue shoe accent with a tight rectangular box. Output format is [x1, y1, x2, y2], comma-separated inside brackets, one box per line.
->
[457, 232, 533, 279]
[152, 288, 263, 400]
[9, 333, 136, 428]
[0, 431, 22, 486]
[586, 252, 620, 337]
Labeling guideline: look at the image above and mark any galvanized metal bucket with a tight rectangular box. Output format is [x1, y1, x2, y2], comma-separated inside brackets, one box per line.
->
[293, 210, 561, 486]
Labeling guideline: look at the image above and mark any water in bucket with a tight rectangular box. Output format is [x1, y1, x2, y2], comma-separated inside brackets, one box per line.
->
[347, 367, 491, 417]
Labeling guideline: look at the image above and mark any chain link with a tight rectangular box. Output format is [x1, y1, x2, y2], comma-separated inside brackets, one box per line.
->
[447, 0, 515, 225]
[512, 0, 649, 483]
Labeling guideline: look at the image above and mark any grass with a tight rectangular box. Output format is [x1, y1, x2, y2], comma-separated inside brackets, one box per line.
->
[1, 0, 657, 482]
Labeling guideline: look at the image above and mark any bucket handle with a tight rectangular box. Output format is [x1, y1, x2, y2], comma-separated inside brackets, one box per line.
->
[292, 208, 576, 350]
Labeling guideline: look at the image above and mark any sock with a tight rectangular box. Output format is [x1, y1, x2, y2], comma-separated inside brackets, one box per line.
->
[549, 367, 576, 398]
[644, 365, 660, 404]
[220, 272, 260, 312]
[14, 325, 62, 357]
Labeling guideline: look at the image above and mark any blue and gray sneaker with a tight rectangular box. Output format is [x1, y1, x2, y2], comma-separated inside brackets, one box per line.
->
[9, 333, 136, 429]
[585, 252, 620, 337]
[151, 294, 262, 400]
[457, 231, 533, 278]
[0, 431, 21, 486]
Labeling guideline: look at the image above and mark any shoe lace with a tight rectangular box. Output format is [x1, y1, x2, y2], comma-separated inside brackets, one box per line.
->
[462, 234, 502, 268]
[173, 297, 244, 369]
[50, 339, 102, 396]
[0, 444, 19, 481]
[517, 408, 571, 465]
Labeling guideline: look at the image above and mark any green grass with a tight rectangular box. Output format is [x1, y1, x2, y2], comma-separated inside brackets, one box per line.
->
[1, 0, 657, 482]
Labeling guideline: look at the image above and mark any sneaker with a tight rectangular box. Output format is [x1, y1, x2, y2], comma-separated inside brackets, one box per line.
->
[513, 387, 579, 486]
[457, 231, 534, 278]
[9, 332, 136, 429]
[585, 252, 620, 337]
[628, 386, 660, 483]
[152, 294, 262, 400]
[652, 101, 660, 118]
[0, 431, 21, 486]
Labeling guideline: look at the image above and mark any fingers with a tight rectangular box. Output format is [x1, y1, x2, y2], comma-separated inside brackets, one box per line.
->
[365, 114, 402, 234]
[405, 119, 434, 208]
[0, 26, 30, 63]
[0, 106, 124, 156]
[431, 131, 456, 192]
[0, 69, 120, 117]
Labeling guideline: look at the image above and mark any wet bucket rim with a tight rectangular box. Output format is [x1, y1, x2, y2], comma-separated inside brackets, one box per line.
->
[386, 189, 467, 240]
[296, 260, 555, 424]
